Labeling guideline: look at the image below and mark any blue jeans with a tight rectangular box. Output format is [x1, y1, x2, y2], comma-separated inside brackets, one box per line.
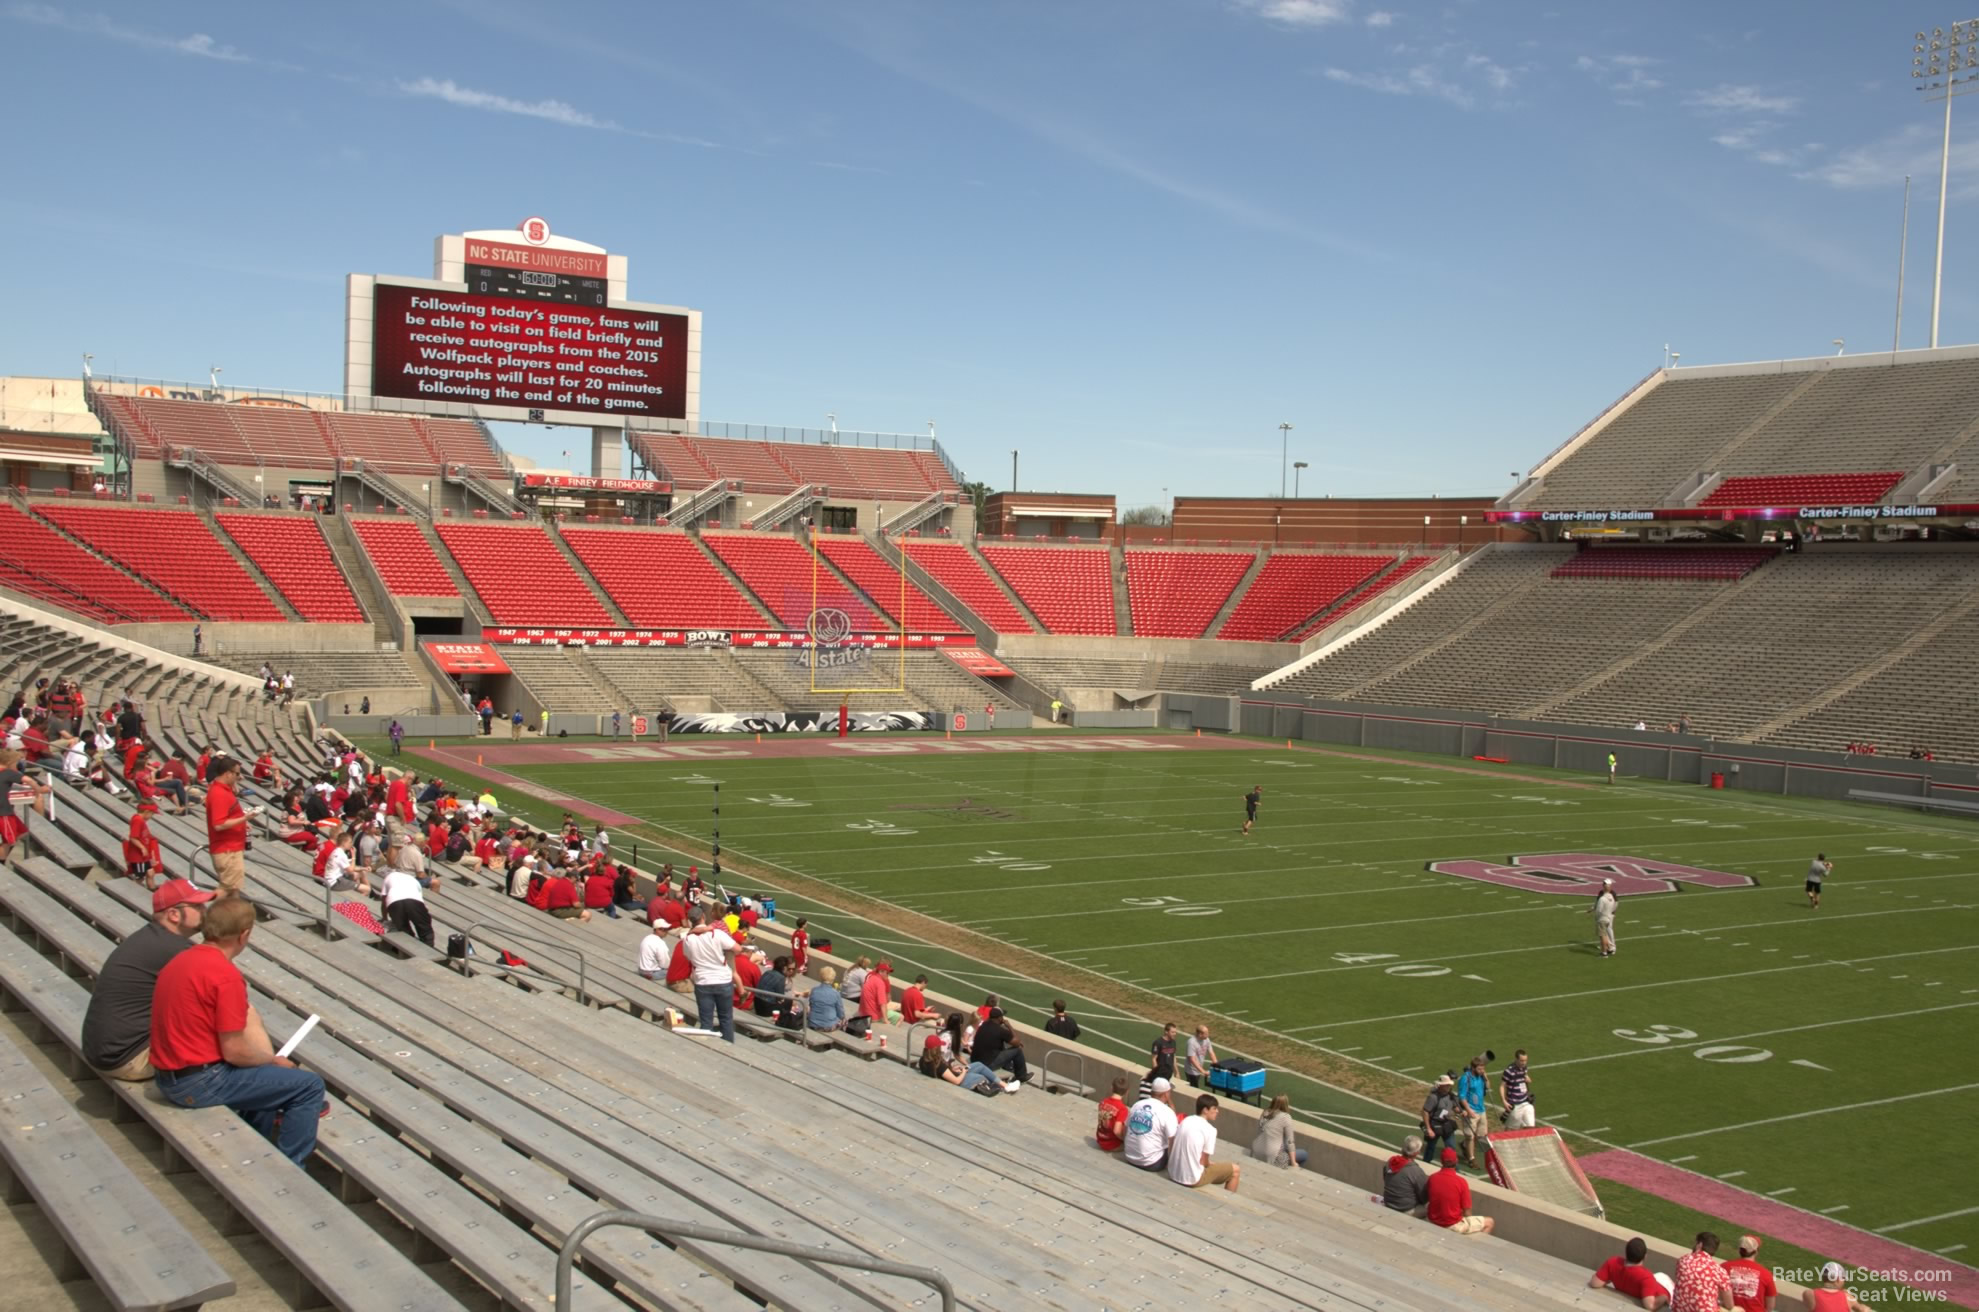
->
[693, 982, 735, 1042]
[155, 1062, 326, 1167]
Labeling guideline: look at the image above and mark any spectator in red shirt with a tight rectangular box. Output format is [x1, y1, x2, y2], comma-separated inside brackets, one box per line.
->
[900, 973, 935, 1023]
[858, 959, 895, 1031]
[1589, 1236, 1671, 1309]
[386, 771, 414, 825]
[543, 872, 591, 921]
[1721, 1236, 1776, 1312]
[1672, 1233, 1735, 1312]
[1096, 1075, 1131, 1152]
[732, 945, 763, 1010]
[203, 756, 253, 899]
[583, 866, 618, 918]
[252, 750, 285, 792]
[148, 897, 325, 1166]
[124, 800, 167, 888]
[1425, 1148, 1493, 1234]
[789, 917, 809, 974]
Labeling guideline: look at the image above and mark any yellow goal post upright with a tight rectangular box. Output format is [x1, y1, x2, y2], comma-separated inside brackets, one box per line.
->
[807, 523, 906, 696]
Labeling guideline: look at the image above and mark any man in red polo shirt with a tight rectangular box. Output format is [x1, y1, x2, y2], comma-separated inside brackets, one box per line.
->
[203, 755, 255, 899]
[1425, 1148, 1494, 1234]
[149, 897, 325, 1166]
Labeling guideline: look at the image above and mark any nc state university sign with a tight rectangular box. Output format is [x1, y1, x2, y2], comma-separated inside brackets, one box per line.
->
[1426, 853, 1755, 897]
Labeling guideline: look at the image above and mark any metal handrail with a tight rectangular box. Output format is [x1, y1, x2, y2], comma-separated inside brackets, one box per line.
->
[555, 1208, 955, 1312]
[1042, 1048, 1090, 1096]
[460, 920, 590, 1004]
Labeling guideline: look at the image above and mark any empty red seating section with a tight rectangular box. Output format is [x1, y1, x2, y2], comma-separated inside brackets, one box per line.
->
[981, 545, 1116, 635]
[690, 440, 799, 494]
[435, 523, 611, 626]
[816, 538, 964, 633]
[630, 432, 960, 501]
[1291, 556, 1436, 638]
[1551, 547, 1776, 581]
[561, 529, 766, 628]
[215, 513, 365, 622]
[703, 533, 887, 630]
[39, 505, 283, 621]
[632, 433, 719, 486]
[0, 505, 190, 623]
[350, 520, 458, 595]
[1126, 550, 1254, 638]
[1701, 472, 1902, 507]
[902, 541, 1035, 634]
[95, 396, 508, 476]
[1218, 553, 1391, 641]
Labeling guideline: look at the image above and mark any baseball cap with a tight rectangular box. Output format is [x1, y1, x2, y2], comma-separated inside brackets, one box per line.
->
[1738, 1236, 1760, 1256]
[136, 799, 159, 812]
[1821, 1262, 1848, 1283]
[1151, 1077, 1172, 1094]
[875, 960, 892, 973]
[923, 1033, 945, 1050]
[153, 879, 215, 913]
[1441, 1148, 1460, 1165]
[1602, 877, 1614, 886]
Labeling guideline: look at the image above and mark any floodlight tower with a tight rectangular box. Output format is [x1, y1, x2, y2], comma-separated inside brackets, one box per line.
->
[1913, 22, 1979, 347]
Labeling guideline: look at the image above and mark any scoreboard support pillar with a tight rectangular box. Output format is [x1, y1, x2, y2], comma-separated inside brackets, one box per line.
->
[591, 427, 621, 481]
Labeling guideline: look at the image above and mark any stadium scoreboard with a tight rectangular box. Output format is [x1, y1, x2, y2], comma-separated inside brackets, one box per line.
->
[346, 217, 700, 429]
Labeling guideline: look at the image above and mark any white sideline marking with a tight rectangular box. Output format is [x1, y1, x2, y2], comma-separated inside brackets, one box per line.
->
[1876, 1205, 1979, 1234]
[1364, 1055, 1393, 1062]
[1942, 1244, 1968, 1255]
[1627, 1083, 1979, 1149]
[1767, 1187, 1796, 1197]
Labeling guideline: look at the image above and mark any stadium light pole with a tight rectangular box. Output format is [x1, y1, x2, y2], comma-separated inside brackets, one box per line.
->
[1293, 461, 1309, 497]
[1278, 422, 1293, 497]
[1913, 22, 1979, 348]
[1011, 449, 1018, 493]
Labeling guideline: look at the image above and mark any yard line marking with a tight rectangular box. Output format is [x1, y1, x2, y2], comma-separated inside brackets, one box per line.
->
[1669, 1155, 1698, 1164]
[1942, 1244, 1968, 1254]
[1820, 1205, 1850, 1214]
[1336, 1045, 1362, 1053]
[1364, 1055, 1393, 1062]
[1717, 1170, 1746, 1180]
[1397, 1066, 1423, 1073]
[1627, 1083, 1979, 1149]
[1541, 1002, 1979, 1069]
[1876, 1205, 1979, 1234]
[1791, 1059, 1833, 1072]
[1768, 1187, 1797, 1197]
[1581, 1126, 1612, 1134]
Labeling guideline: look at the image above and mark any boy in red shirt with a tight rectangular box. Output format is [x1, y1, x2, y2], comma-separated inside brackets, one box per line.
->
[124, 800, 166, 888]
[1096, 1076, 1131, 1152]
[1425, 1149, 1494, 1234]
[1589, 1236, 1670, 1309]
[789, 917, 809, 974]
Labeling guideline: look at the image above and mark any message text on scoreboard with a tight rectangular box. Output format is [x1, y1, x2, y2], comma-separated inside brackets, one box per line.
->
[369, 282, 688, 419]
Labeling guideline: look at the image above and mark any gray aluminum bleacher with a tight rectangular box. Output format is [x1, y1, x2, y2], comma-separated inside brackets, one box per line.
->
[498, 645, 618, 714]
[203, 650, 423, 699]
[1714, 356, 1979, 480]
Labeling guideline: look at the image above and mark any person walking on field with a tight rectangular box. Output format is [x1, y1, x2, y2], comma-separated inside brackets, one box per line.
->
[1607, 752, 1618, 784]
[1806, 853, 1831, 909]
[1590, 878, 1618, 958]
[1242, 785, 1262, 834]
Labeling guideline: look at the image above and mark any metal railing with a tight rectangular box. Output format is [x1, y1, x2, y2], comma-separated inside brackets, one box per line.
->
[1042, 1048, 1090, 1097]
[749, 482, 825, 531]
[459, 920, 591, 1004]
[556, 1209, 955, 1311]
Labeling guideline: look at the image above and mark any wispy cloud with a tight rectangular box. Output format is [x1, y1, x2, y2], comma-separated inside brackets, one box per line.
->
[1799, 121, 1979, 196]
[1233, 0, 1355, 27]
[1574, 53, 1663, 101]
[1686, 83, 1799, 115]
[1365, 9, 1396, 26]
[1322, 44, 1524, 110]
[400, 77, 615, 130]
[7, 3, 262, 63]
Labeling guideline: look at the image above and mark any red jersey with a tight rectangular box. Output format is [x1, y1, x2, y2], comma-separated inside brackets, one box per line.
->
[732, 951, 761, 1007]
[252, 756, 275, 781]
[523, 875, 550, 910]
[665, 937, 691, 985]
[205, 780, 246, 854]
[387, 777, 412, 822]
[123, 814, 162, 876]
[1722, 1258, 1777, 1312]
[1096, 1095, 1129, 1151]
[789, 928, 808, 971]
[1424, 1167, 1472, 1228]
[543, 876, 579, 911]
[1595, 1256, 1664, 1302]
[149, 943, 247, 1071]
[900, 984, 931, 1021]
[474, 836, 498, 864]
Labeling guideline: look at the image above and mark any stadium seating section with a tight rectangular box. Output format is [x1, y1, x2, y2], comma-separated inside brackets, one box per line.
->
[1699, 472, 1903, 507]
[1124, 549, 1253, 638]
[980, 544, 1116, 635]
[902, 540, 1035, 634]
[1287, 555, 1435, 640]
[1550, 546, 1775, 581]
[0, 505, 190, 623]
[630, 431, 959, 501]
[560, 528, 767, 629]
[815, 537, 964, 632]
[94, 395, 507, 477]
[349, 519, 459, 596]
[434, 523, 612, 626]
[38, 505, 283, 621]
[215, 513, 366, 622]
[702, 532, 887, 630]
[1216, 552, 1391, 642]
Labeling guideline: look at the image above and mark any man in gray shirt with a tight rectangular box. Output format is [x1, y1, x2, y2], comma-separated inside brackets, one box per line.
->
[80, 879, 215, 1080]
[1806, 852, 1832, 909]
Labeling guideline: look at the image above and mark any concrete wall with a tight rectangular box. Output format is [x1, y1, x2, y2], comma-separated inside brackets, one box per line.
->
[1067, 708, 1159, 729]
[1172, 495, 1514, 547]
[1162, 693, 1239, 732]
[114, 621, 379, 657]
[0, 593, 264, 695]
[992, 631, 1291, 667]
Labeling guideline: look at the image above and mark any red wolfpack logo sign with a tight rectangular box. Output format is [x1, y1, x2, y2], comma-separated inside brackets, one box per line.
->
[1425, 853, 1755, 896]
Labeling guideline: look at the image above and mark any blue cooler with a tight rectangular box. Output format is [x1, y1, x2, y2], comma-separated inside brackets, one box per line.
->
[758, 897, 777, 922]
[1208, 1059, 1266, 1102]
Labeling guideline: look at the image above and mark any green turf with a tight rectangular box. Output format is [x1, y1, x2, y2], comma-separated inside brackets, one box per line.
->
[425, 733, 1979, 1268]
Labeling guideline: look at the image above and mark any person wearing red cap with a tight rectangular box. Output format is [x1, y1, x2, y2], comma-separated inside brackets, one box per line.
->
[1425, 1148, 1493, 1234]
[149, 897, 326, 1167]
[124, 799, 167, 889]
[80, 878, 214, 1081]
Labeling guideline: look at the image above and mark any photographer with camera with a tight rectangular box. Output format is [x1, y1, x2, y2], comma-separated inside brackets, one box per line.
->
[1420, 1072, 1464, 1162]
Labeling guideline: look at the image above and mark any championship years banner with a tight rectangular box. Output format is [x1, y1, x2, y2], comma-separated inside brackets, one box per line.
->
[664, 710, 938, 735]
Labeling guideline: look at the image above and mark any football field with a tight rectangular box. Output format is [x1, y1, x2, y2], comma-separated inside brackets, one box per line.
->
[423, 730, 1979, 1292]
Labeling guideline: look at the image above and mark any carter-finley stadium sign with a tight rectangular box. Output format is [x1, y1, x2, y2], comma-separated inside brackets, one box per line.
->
[1426, 852, 1755, 896]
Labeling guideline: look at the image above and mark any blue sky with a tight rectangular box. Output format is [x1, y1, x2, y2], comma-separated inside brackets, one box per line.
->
[1, 1, 1971, 506]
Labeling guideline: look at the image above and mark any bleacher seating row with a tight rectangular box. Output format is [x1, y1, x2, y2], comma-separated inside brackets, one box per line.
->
[216, 512, 366, 621]
[1700, 472, 1903, 507]
[94, 394, 507, 478]
[39, 504, 284, 622]
[981, 544, 1116, 635]
[435, 522, 614, 627]
[702, 532, 887, 631]
[630, 429, 958, 501]
[1550, 546, 1776, 581]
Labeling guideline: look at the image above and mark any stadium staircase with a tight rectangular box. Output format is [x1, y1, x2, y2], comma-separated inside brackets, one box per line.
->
[196, 511, 304, 623]
[1110, 545, 1133, 636]
[1201, 550, 1269, 637]
[980, 544, 1117, 636]
[670, 477, 737, 527]
[447, 462, 526, 517]
[899, 539, 1042, 635]
[879, 489, 951, 536]
[686, 532, 780, 621]
[709, 647, 786, 709]
[166, 445, 263, 507]
[339, 459, 430, 518]
[815, 536, 964, 633]
[498, 644, 623, 715]
[321, 517, 405, 644]
[1124, 548, 1256, 639]
[413, 521, 494, 624]
[744, 482, 826, 532]
[542, 525, 632, 627]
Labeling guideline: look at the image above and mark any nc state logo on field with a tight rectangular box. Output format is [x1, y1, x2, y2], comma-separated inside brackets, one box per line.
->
[519, 216, 551, 245]
[1425, 852, 1755, 896]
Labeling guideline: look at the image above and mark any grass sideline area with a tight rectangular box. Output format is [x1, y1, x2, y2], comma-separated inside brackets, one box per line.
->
[365, 729, 1978, 1303]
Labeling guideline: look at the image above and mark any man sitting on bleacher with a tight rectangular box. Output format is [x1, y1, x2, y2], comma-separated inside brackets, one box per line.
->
[149, 897, 326, 1167]
[79, 878, 214, 1082]
[1122, 1077, 1179, 1172]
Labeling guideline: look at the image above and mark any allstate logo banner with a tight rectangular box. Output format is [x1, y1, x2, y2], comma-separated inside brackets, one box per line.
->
[1425, 852, 1755, 896]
